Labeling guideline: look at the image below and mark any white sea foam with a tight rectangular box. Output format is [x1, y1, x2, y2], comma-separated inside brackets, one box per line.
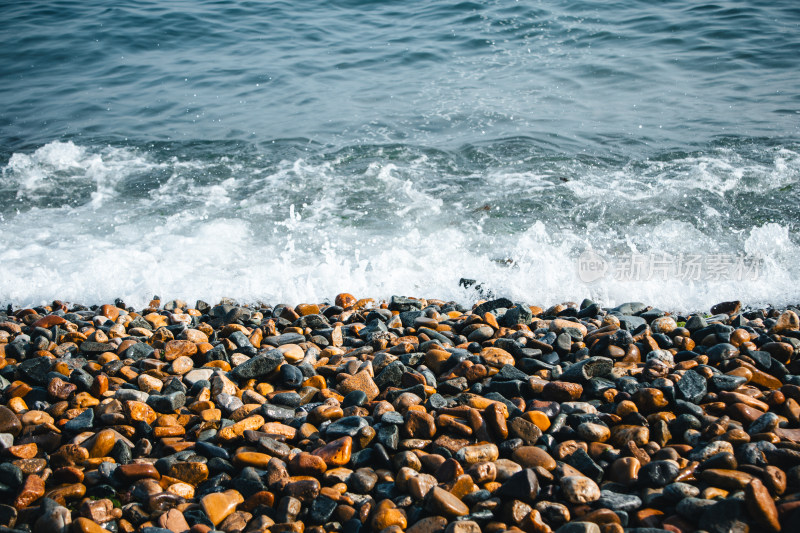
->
[1, 141, 798, 312]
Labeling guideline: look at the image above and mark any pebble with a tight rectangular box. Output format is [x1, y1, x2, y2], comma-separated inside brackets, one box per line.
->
[745, 478, 781, 531]
[561, 475, 601, 503]
[201, 489, 244, 526]
[428, 486, 469, 517]
[513, 445, 557, 470]
[0, 296, 797, 533]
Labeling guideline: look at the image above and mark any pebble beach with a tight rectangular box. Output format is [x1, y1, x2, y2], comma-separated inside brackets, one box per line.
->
[3, 1, 800, 532]
[1, 295, 800, 533]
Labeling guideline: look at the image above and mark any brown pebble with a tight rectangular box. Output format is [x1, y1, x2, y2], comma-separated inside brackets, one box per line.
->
[81, 498, 115, 523]
[745, 477, 780, 531]
[14, 473, 45, 509]
[289, 452, 328, 477]
[699, 468, 755, 490]
[117, 463, 161, 481]
[371, 507, 407, 531]
[283, 478, 320, 502]
[512, 446, 556, 471]
[561, 475, 601, 504]
[337, 371, 380, 401]
[312, 436, 352, 467]
[428, 486, 469, 517]
[609, 457, 640, 485]
[200, 489, 244, 526]
[542, 381, 583, 402]
[0, 405, 22, 436]
[73, 517, 110, 533]
[405, 410, 437, 439]
[168, 462, 209, 486]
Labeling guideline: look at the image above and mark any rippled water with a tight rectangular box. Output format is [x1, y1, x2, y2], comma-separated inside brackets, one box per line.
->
[1, 0, 799, 310]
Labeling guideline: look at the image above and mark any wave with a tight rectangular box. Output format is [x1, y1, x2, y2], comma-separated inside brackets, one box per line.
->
[1, 139, 798, 312]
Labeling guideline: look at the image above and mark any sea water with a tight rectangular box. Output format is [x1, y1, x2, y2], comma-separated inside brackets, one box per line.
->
[1, 0, 798, 311]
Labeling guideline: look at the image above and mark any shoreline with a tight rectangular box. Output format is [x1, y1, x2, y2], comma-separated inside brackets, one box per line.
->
[0, 294, 799, 532]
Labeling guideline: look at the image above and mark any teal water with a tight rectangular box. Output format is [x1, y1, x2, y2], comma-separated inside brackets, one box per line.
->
[1, 0, 799, 310]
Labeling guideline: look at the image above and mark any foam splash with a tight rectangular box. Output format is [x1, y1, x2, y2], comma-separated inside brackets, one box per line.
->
[1, 140, 799, 312]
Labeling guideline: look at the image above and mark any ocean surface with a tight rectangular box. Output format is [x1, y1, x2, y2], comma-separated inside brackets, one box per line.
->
[1, 0, 799, 311]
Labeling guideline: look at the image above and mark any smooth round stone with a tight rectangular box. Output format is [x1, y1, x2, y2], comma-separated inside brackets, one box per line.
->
[699, 452, 738, 471]
[455, 443, 499, 465]
[371, 508, 407, 531]
[633, 387, 669, 412]
[483, 402, 509, 437]
[45, 482, 87, 503]
[20, 410, 54, 426]
[326, 416, 368, 438]
[404, 411, 436, 439]
[663, 482, 701, 502]
[261, 403, 295, 422]
[542, 381, 583, 402]
[651, 316, 677, 334]
[348, 468, 378, 494]
[234, 452, 271, 469]
[555, 523, 600, 533]
[698, 497, 751, 533]
[201, 489, 244, 526]
[73, 517, 110, 533]
[609, 457, 640, 485]
[15, 457, 47, 474]
[183, 368, 214, 386]
[269, 392, 301, 407]
[495, 458, 523, 481]
[706, 343, 739, 363]
[279, 364, 304, 388]
[512, 446, 556, 471]
[699, 469, 755, 490]
[0, 406, 21, 437]
[381, 411, 405, 425]
[34, 504, 71, 533]
[610, 425, 649, 447]
[283, 478, 321, 502]
[168, 462, 210, 485]
[158, 508, 190, 533]
[307, 436, 350, 468]
[138, 374, 163, 393]
[392, 450, 422, 472]
[745, 477, 780, 531]
[689, 440, 733, 462]
[289, 452, 327, 476]
[749, 412, 780, 435]
[561, 475, 601, 504]
[576, 422, 610, 443]
[117, 463, 161, 481]
[428, 486, 469, 517]
[676, 497, 717, 522]
[508, 417, 543, 444]
[170, 356, 194, 374]
[0, 433, 13, 448]
[0, 463, 24, 488]
[342, 390, 368, 408]
[467, 326, 494, 343]
[408, 473, 437, 500]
